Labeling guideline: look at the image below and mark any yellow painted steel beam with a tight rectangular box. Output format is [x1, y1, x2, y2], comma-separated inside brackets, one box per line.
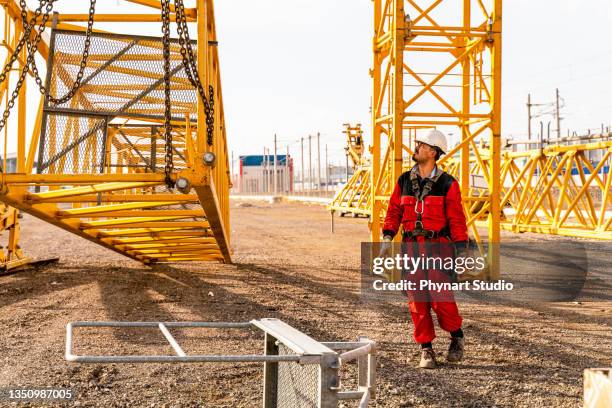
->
[43, 14, 196, 23]
[32, 194, 198, 203]
[81, 217, 205, 229]
[96, 228, 208, 237]
[26, 182, 163, 201]
[59, 210, 205, 219]
[56, 200, 181, 216]
[119, 241, 216, 250]
[0, 204, 31, 271]
[155, 256, 224, 262]
[0, 192, 149, 263]
[5, 174, 166, 184]
[127, 245, 220, 254]
[110, 233, 212, 244]
[192, 167, 232, 263]
[125, 0, 196, 18]
[141, 250, 221, 258]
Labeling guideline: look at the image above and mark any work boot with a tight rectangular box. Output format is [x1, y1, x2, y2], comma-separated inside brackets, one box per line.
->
[419, 347, 437, 369]
[447, 337, 465, 363]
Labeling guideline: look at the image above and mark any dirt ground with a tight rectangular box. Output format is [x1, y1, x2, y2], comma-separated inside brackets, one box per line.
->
[0, 199, 610, 407]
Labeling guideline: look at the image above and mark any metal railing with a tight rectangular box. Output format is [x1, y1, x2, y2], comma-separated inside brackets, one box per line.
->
[65, 318, 376, 408]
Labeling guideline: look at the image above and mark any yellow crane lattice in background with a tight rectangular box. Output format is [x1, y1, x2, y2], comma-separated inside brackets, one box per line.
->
[329, 140, 612, 241]
[327, 123, 371, 217]
[370, 0, 502, 278]
[343, 123, 366, 169]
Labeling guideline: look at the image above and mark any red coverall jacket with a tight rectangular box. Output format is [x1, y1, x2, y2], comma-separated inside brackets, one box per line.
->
[383, 167, 468, 245]
[382, 166, 469, 344]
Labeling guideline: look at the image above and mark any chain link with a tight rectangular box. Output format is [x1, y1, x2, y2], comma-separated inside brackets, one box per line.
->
[161, 0, 174, 187]
[174, 0, 214, 147]
[24, 0, 97, 105]
[0, 0, 54, 137]
[161, 0, 217, 187]
[0, 0, 96, 140]
[0, 0, 46, 88]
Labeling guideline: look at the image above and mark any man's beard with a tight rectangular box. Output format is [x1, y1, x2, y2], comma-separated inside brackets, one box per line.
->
[412, 154, 419, 163]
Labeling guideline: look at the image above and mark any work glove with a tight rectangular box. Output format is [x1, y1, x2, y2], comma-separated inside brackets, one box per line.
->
[454, 242, 474, 276]
[378, 235, 393, 258]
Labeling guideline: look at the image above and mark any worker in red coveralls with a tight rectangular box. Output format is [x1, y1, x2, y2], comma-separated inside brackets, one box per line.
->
[379, 129, 468, 369]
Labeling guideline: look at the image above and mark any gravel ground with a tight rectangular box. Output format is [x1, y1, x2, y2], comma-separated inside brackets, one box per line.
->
[0, 199, 610, 407]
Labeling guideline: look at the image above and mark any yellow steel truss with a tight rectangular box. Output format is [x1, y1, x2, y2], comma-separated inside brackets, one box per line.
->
[343, 123, 366, 169]
[330, 141, 612, 241]
[327, 123, 370, 217]
[488, 142, 612, 240]
[0, 204, 30, 271]
[0, 1, 231, 264]
[371, 0, 502, 278]
[327, 166, 371, 217]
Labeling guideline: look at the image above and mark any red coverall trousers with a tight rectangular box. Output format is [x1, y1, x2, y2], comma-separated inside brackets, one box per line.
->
[383, 168, 468, 344]
[402, 238, 463, 343]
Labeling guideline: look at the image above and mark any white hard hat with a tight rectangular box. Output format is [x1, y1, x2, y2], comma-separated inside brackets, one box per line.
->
[415, 129, 448, 154]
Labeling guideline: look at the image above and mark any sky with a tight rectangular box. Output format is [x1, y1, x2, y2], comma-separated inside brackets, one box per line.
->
[212, 0, 612, 168]
[4, 0, 612, 173]
[215, 0, 612, 170]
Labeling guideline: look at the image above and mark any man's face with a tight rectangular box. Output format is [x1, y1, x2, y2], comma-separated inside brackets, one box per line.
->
[412, 141, 437, 164]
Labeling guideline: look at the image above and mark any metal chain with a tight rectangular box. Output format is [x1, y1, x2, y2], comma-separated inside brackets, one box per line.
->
[161, 0, 174, 187]
[174, 0, 214, 146]
[0, 0, 49, 102]
[22, 0, 97, 105]
[160, 0, 217, 187]
[0, 0, 54, 136]
[0, 0, 47, 173]
[0, 0, 95, 138]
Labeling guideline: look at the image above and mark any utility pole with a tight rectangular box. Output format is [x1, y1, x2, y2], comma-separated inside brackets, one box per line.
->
[527, 93, 532, 141]
[300, 137, 304, 193]
[325, 143, 329, 192]
[345, 152, 349, 183]
[239, 155, 243, 194]
[285, 145, 290, 193]
[267, 147, 271, 194]
[261, 147, 268, 193]
[273, 134, 278, 195]
[308, 134, 312, 194]
[555, 88, 561, 139]
[316, 132, 321, 195]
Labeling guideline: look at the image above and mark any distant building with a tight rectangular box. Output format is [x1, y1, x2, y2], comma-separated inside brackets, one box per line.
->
[0, 153, 36, 173]
[327, 164, 354, 187]
[238, 154, 293, 194]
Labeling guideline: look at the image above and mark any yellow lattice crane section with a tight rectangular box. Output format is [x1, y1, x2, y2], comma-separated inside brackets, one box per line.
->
[327, 123, 371, 217]
[465, 141, 612, 240]
[343, 123, 366, 169]
[0, 204, 29, 271]
[329, 140, 612, 241]
[0, 1, 231, 264]
[370, 0, 502, 278]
